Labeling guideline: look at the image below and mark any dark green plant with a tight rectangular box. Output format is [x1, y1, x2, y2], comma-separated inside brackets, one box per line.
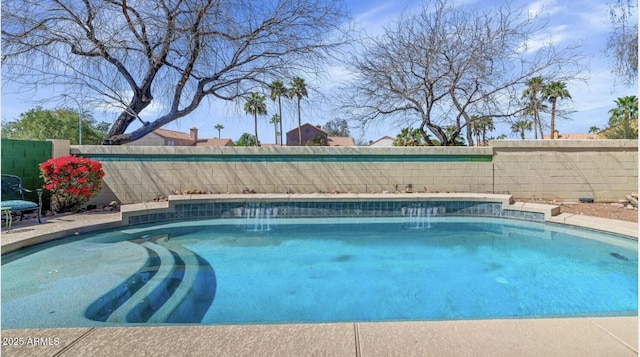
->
[324, 118, 350, 137]
[236, 133, 258, 146]
[393, 128, 424, 146]
[2, 107, 109, 144]
[305, 134, 328, 146]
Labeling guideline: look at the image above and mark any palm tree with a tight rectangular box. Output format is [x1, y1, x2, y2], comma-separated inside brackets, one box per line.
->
[288, 77, 308, 145]
[542, 81, 571, 139]
[269, 80, 287, 146]
[511, 120, 533, 140]
[445, 126, 465, 146]
[214, 124, 224, 139]
[480, 118, 495, 145]
[588, 126, 600, 135]
[609, 95, 638, 124]
[522, 76, 545, 139]
[243, 92, 267, 146]
[393, 127, 427, 146]
[473, 116, 494, 146]
[607, 95, 638, 139]
[270, 114, 281, 144]
[470, 115, 482, 146]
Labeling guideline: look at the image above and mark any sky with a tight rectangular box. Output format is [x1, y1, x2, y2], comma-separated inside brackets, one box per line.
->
[1, 0, 636, 144]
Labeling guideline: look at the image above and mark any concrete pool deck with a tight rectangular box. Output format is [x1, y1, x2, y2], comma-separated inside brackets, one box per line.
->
[1, 194, 638, 356]
[1, 317, 637, 356]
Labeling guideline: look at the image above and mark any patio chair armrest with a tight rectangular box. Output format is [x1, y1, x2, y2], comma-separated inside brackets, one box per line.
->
[36, 188, 43, 223]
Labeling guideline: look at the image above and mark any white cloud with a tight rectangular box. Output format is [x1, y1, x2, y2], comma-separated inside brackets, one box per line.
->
[355, 2, 396, 24]
[576, 9, 611, 33]
[320, 65, 357, 90]
[523, 25, 569, 53]
[351, 1, 423, 39]
[527, 0, 562, 17]
[569, 68, 623, 112]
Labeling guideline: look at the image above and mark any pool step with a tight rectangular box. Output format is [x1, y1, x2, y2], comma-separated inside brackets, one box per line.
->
[146, 237, 199, 323]
[86, 234, 215, 324]
[106, 240, 176, 323]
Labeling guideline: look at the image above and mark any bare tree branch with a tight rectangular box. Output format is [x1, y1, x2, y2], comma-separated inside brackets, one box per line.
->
[2, 0, 351, 144]
[338, 0, 584, 145]
[606, 0, 638, 85]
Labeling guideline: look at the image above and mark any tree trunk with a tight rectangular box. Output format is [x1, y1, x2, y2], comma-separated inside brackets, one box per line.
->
[537, 113, 542, 139]
[274, 122, 278, 144]
[466, 125, 474, 146]
[278, 97, 283, 146]
[104, 111, 137, 144]
[254, 112, 260, 146]
[549, 99, 556, 139]
[297, 98, 302, 145]
[532, 107, 538, 139]
[418, 124, 435, 146]
[102, 90, 160, 144]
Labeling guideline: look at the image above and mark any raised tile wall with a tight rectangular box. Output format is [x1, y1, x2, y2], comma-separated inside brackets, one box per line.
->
[127, 200, 544, 226]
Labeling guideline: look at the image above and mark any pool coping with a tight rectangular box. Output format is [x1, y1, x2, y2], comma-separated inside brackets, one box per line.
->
[1, 193, 637, 356]
[1, 317, 637, 356]
[1, 193, 637, 255]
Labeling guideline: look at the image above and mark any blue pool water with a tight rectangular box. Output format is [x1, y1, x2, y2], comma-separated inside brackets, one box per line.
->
[1, 217, 637, 328]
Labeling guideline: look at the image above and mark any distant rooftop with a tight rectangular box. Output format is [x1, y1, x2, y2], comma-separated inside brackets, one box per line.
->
[195, 138, 233, 147]
[542, 132, 595, 140]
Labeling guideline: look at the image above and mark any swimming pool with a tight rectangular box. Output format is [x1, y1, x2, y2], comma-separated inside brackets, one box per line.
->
[2, 212, 637, 329]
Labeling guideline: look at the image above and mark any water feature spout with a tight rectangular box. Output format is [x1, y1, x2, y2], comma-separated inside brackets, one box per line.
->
[404, 205, 440, 229]
[244, 204, 277, 231]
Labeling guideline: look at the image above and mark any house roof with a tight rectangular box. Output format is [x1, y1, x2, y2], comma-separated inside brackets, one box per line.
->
[327, 136, 355, 146]
[286, 123, 327, 135]
[369, 136, 395, 145]
[154, 128, 194, 141]
[542, 133, 595, 140]
[195, 138, 233, 147]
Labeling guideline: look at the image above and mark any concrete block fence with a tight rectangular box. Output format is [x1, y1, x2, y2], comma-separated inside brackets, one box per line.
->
[69, 140, 637, 205]
[491, 140, 637, 201]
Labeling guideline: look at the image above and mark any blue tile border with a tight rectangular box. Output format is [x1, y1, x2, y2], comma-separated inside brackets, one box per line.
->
[127, 200, 544, 225]
[83, 153, 492, 163]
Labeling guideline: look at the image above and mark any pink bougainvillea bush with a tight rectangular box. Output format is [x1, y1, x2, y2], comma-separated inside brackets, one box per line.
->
[40, 155, 105, 212]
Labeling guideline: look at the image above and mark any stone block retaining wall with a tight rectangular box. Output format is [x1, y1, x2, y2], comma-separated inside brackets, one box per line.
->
[492, 140, 637, 200]
[71, 140, 637, 204]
